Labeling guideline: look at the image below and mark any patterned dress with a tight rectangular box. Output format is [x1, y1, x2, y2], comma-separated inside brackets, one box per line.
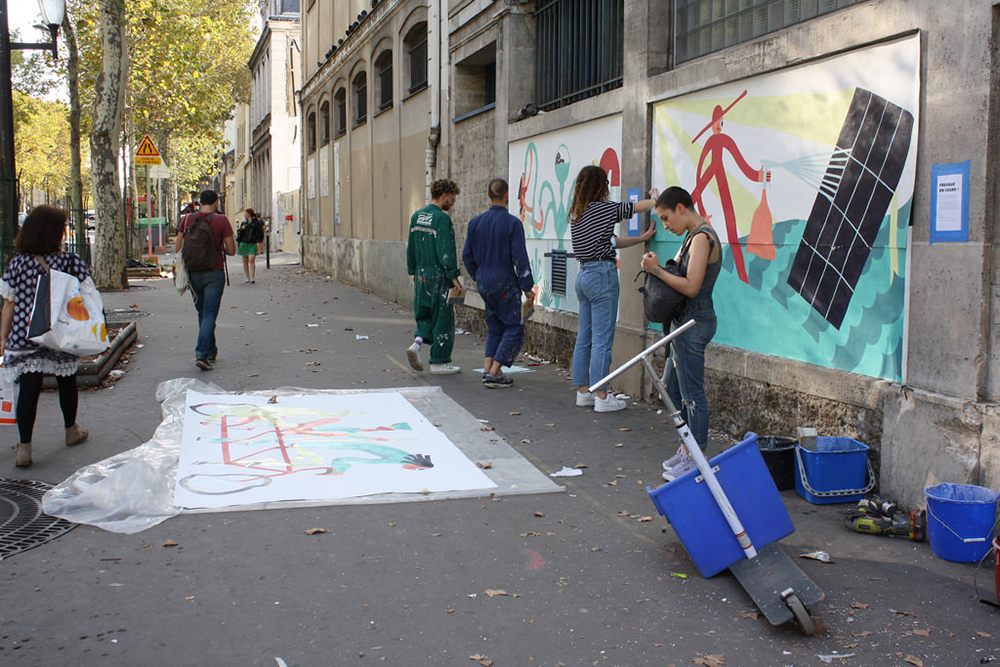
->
[1, 252, 93, 382]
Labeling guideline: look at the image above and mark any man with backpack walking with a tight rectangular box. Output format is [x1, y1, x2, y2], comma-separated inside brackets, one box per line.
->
[175, 190, 236, 371]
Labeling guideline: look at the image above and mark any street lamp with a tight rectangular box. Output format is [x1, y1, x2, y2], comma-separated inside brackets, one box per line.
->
[0, 0, 66, 268]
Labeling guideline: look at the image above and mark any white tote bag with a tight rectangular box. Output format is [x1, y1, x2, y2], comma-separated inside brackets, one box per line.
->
[27, 258, 110, 356]
[0, 357, 16, 425]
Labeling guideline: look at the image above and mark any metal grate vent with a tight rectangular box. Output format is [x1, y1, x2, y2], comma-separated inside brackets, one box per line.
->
[550, 249, 567, 296]
[0, 478, 77, 560]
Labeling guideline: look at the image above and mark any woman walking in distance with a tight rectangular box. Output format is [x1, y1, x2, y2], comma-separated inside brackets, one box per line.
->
[236, 208, 265, 283]
[1, 206, 91, 467]
[569, 165, 657, 412]
[641, 187, 722, 481]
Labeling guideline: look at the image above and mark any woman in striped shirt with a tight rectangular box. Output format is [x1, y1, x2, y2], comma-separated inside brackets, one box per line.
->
[569, 165, 657, 412]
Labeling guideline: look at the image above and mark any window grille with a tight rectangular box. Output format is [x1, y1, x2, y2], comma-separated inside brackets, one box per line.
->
[353, 72, 367, 125]
[376, 51, 393, 111]
[534, 0, 623, 112]
[334, 88, 346, 137]
[406, 23, 428, 94]
[675, 0, 867, 64]
[550, 249, 568, 296]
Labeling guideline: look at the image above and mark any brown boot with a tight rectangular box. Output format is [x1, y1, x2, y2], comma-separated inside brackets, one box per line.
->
[15, 442, 32, 467]
[66, 424, 89, 447]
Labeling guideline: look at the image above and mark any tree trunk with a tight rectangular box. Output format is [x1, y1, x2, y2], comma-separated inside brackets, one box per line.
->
[90, 0, 128, 289]
[63, 14, 85, 256]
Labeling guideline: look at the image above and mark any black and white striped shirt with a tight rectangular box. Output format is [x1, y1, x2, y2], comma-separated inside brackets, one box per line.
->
[569, 201, 635, 263]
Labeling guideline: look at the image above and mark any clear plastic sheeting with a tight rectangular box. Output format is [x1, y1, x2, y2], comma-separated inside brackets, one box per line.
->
[42, 378, 224, 534]
[42, 380, 562, 534]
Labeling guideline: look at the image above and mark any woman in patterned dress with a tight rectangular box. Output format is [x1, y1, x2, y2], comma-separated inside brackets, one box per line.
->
[1, 206, 90, 467]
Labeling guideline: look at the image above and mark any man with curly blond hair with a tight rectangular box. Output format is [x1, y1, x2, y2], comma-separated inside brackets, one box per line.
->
[405, 179, 464, 374]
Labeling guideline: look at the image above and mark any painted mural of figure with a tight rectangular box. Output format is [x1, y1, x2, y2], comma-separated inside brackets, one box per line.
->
[690, 93, 765, 284]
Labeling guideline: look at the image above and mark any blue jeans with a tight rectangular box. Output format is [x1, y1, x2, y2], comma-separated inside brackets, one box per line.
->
[662, 309, 717, 448]
[188, 269, 225, 360]
[572, 261, 619, 389]
[482, 284, 524, 368]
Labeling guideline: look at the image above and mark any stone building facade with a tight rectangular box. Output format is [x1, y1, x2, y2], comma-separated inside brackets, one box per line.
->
[298, 0, 1000, 509]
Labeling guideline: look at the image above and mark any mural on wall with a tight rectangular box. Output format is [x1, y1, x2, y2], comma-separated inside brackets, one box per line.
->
[508, 116, 623, 313]
[651, 36, 920, 382]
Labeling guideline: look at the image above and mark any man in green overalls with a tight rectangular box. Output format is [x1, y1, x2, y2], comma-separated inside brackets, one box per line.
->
[405, 179, 464, 374]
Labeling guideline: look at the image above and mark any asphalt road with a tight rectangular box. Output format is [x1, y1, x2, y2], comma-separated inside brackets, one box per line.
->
[2, 253, 997, 666]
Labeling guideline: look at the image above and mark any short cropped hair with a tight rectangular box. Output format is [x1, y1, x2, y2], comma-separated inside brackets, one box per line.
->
[200, 189, 219, 205]
[655, 186, 694, 211]
[430, 179, 460, 200]
[14, 205, 66, 255]
[488, 178, 508, 201]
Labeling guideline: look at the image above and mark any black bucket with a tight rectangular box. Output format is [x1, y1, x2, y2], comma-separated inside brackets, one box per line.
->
[757, 435, 798, 490]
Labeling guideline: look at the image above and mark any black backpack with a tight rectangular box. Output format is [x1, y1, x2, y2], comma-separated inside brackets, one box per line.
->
[249, 218, 265, 243]
[182, 212, 219, 272]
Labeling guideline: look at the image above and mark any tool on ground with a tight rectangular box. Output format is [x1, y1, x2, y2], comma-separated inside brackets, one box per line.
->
[842, 493, 926, 542]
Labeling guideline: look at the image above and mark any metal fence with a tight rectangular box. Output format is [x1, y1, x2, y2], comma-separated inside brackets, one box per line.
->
[534, 0, 624, 112]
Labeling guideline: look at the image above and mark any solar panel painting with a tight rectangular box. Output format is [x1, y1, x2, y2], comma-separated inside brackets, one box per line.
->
[650, 36, 919, 382]
[787, 89, 914, 328]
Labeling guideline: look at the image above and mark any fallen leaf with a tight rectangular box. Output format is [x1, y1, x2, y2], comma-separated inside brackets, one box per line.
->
[545, 423, 555, 427]
[637, 516, 653, 522]
[693, 654, 725, 667]
[509, 411, 521, 416]
[162, 540, 178, 547]
[740, 610, 760, 620]
[619, 427, 631, 432]
[904, 656, 923, 667]
[484, 589, 509, 598]
[912, 628, 930, 637]
[481, 426, 495, 431]
[476, 462, 493, 469]
[977, 631, 993, 638]
[575, 464, 588, 469]
[430, 533, 443, 537]
[469, 655, 486, 662]
[532, 511, 545, 517]
[304, 528, 328, 535]
[853, 631, 873, 637]
[268, 395, 278, 404]
[892, 609, 916, 617]
[851, 602, 869, 609]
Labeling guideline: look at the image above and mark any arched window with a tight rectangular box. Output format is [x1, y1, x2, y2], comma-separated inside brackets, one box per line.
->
[320, 101, 330, 145]
[375, 50, 393, 111]
[307, 110, 317, 153]
[404, 22, 427, 93]
[352, 71, 367, 125]
[334, 88, 347, 137]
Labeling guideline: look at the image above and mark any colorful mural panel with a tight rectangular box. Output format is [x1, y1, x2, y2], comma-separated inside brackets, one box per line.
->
[651, 36, 920, 381]
[508, 116, 623, 313]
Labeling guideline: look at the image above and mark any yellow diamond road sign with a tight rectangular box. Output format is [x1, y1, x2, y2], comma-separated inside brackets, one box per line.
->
[135, 135, 162, 165]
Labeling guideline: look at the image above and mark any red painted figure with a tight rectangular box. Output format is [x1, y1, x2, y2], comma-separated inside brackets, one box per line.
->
[691, 99, 764, 284]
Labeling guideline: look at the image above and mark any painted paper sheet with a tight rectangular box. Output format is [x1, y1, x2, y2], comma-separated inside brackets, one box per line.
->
[508, 115, 623, 313]
[651, 36, 920, 381]
[175, 391, 497, 509]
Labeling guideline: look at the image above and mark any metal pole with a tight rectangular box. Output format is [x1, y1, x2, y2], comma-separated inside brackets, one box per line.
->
[145, 164, 151, 256]
[0, 0, 17, 267]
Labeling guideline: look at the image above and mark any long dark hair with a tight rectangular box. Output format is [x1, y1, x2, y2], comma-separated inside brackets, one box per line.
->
[568, 166, 609, 223]
[14, 205, 66, 255]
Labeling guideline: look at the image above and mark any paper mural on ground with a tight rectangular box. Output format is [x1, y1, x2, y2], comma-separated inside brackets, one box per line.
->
[174, 390, 497, 509]
[651, 35, 920, 382]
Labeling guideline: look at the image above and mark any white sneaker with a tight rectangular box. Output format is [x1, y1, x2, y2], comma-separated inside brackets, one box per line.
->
[662, 452, 697, 481]
[429, 363, 461, 375]
[594, 393, 627, 413]
[406, 342, 424, 371]
[576, 391, 595, 407]
[662, 447, 686, 470]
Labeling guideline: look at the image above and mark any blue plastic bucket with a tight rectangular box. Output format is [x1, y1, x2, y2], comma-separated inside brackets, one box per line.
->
[795, 437, 872, 504]
[924, 483, 1000, 563]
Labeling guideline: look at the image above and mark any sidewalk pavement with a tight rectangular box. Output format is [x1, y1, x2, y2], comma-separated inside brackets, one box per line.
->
[2, 252, 997, 666]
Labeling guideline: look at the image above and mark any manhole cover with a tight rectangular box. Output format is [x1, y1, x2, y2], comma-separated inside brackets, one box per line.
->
[0, 478, 76, 560]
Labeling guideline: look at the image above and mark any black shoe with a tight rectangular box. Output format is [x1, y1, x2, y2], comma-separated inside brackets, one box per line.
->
[208, 353, 217, 362]
[483, 372, 513, 388]
[196, 358, 213, 371]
